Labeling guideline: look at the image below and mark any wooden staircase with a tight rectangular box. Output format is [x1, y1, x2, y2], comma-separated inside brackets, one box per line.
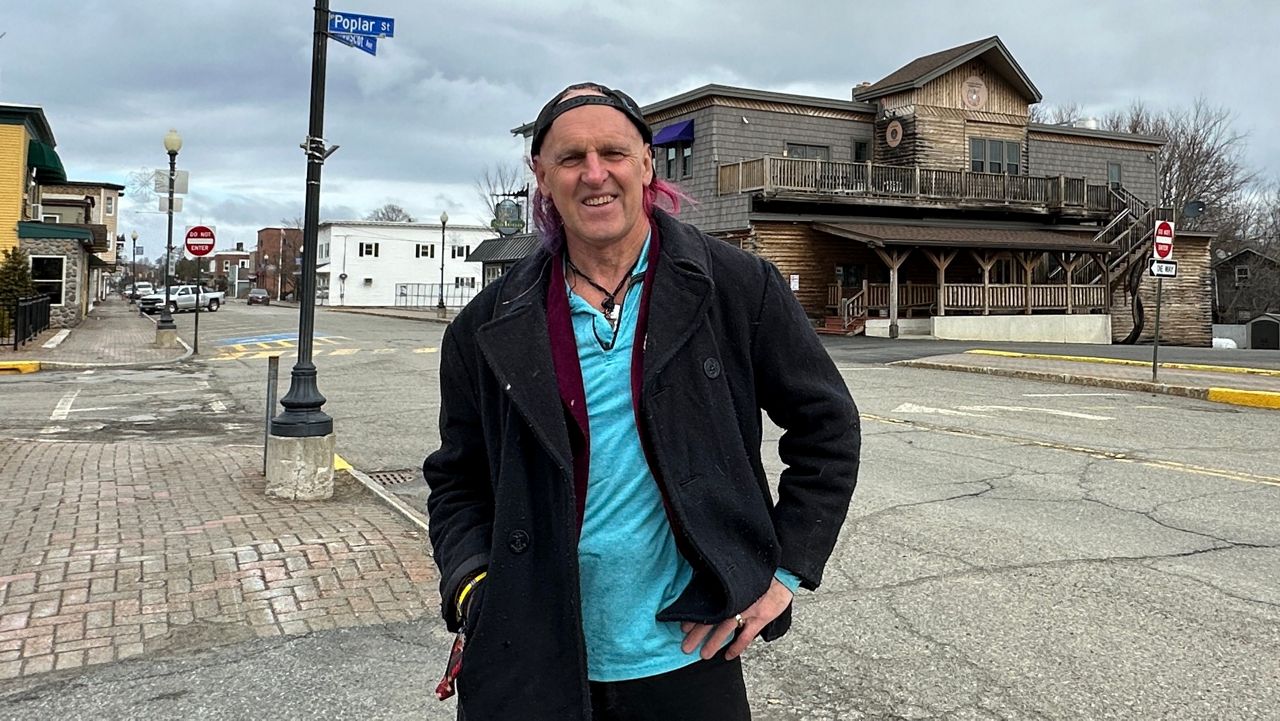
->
[1045, 187, 1172, 343]
[818, 291, 867, 336]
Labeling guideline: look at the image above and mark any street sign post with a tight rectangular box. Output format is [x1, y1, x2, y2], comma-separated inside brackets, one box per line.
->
[328, 11, 394, 37]
[1153, 220, 1175, 260]
[184, 225, 215, 257]
[185, 225, 215, 355]
[1149, 259, 1178, 278]
[331, 33, 377, 55]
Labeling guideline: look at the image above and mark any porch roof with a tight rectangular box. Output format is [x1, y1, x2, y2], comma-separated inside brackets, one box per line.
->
[812, 221, 1112, 254]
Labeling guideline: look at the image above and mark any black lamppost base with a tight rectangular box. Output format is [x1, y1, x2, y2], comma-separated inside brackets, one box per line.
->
[270, 362, 333, 437]
[156, 314, 177, 331]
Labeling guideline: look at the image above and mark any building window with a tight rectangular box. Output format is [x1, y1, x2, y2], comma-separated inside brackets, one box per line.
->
[30, 256, 65, 307]
[681, 144, 692, 177]
[785, 143, 831, 161]
[1235, 266, 1250, 284]
[971, 139, 1021, 174]
[105, 196, 115, 215]
[853, 141, 870, 162]
[451, 245, 471, 259]
[41, 214, 59, 223]
[1108, 162, 1123, 188]
[453, 276, 476, 288]
[666, 146, 677, 179]
[416, 243, 435, 258]
[239, 260, 248, 269]
[358, 242, 379, 257]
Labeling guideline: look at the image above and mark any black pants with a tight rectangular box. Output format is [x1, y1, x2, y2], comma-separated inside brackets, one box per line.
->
[589, 655, 751, 721]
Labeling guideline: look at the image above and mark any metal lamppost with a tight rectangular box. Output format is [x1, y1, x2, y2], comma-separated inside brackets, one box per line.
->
[131, 230, 141, 315]
[156, 129, 182, 333]
[437, 211, 448, 309]
[270, 0, 333, 440]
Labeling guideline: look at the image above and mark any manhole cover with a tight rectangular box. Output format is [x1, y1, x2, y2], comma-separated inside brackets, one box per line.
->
[368, 469, 422, 486]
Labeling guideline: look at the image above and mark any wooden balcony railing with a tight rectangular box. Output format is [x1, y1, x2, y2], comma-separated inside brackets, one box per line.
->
[719, 157, 1117, 212]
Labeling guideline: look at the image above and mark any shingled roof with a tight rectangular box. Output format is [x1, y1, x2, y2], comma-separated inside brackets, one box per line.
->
[854, 36, 1041, 104]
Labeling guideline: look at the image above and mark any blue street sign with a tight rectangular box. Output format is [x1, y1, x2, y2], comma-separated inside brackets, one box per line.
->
[328, 11, 394, 38]
[332, 32, 377, 56]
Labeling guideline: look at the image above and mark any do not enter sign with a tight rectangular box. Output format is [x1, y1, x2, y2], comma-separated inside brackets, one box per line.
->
[185, 225, 216, 257]
[1153, 220, 1175, 261]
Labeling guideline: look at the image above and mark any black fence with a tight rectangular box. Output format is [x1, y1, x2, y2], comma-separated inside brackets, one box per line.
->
[0, 295, 52, 350]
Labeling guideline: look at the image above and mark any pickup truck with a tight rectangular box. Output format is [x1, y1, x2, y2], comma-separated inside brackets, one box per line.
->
[139, 285, 224, 314]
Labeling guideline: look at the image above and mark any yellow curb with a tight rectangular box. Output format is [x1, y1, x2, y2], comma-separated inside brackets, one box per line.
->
[333, 453, 353, 472]
[1206, 388, 1280, 410]
[0, 361, 41, 374]
[966, 349, 1280, 378]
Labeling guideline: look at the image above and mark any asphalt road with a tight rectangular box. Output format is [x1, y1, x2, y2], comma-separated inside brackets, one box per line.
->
[2, 303, 1278, 719]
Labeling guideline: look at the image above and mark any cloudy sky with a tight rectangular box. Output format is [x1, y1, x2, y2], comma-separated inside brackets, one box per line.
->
[4, 1, 1276, 252]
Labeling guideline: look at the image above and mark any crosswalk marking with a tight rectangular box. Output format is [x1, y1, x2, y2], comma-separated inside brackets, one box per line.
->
[206, 345, 439, 361]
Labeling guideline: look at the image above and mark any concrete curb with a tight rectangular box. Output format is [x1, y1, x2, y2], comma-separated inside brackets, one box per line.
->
[27, 337, 194, 372]
[324, 307, 453, 325]
[965, 349, 1280, 378]
[894, 359, 1280, 411]
[0, 361, 41, 375]
[341, 464, 431, 535]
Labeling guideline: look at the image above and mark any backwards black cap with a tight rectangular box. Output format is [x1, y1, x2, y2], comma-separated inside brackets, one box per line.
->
[530, 82, 652, 156]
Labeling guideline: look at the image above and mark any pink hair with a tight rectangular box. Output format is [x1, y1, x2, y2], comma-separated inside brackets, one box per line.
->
[529, 170, 693, 252]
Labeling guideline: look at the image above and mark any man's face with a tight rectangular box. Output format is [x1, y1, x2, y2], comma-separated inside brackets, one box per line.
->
[533, 99, 653, 250]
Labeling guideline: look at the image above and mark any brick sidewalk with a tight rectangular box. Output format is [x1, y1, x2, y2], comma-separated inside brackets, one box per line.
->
[0, 298, 186, 367]
[0, 439, 438, 681]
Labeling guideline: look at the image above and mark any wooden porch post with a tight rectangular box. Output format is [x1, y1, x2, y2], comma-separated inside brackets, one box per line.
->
[874, 247, 910, 338]
[1059, 252, 1081, 314]
[1018, 251, 1037, 315]
[923, 249, 957, 317]
[970, 250, 996, 315]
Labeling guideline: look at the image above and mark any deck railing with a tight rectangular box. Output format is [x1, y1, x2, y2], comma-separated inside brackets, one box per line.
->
[828, 282, 1107, 315]
[719, 157, 1116, 211]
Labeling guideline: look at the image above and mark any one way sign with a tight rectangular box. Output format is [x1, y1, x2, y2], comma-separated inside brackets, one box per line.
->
[1149, 258, 1178, 278]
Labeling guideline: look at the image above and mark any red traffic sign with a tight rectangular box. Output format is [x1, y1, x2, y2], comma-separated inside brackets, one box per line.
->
[1153, 220, 1175, 261]
[184, 225, 216, 257]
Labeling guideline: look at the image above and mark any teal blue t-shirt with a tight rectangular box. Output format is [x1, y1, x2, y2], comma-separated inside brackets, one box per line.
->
[568, 236, 801, 682]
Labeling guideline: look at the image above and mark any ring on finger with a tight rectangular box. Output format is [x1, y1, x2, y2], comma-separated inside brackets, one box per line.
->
[734, 613, 745, 629]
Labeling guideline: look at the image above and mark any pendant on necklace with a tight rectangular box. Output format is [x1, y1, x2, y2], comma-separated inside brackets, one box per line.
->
[602, 297, 617, 320]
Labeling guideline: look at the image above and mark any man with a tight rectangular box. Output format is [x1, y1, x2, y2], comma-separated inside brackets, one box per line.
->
[424, 82, 860, 720]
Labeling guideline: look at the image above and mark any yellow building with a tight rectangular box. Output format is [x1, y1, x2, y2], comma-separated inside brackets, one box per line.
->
[2, 103, 101, 328]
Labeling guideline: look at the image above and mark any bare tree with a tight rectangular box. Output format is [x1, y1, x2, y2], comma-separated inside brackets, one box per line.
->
[473, 162, 526, 224]
[365, 203, 415, 222]
[1028, 101, 1084, 125]
[1100, 98, 1258, 232]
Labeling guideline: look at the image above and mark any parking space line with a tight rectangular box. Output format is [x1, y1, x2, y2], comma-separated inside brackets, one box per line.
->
[864, 413, 1280, 488]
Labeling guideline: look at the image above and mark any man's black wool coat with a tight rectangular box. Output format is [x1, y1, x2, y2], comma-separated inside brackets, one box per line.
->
[423, 209, 861, 720]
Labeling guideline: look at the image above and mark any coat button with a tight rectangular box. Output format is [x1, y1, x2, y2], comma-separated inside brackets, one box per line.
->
[703, 357, 722, 379]
[508, 530, 530, 554]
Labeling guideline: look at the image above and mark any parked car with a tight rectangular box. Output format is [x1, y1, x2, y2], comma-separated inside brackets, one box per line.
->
[246, 288, 271, 306]
[138, 285, 224, 314]
[126, 282, 154, 301]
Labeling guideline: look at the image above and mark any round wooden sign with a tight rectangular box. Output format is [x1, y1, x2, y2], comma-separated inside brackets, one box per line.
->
[885, 120, 903, 148]
[962, 75, 988, 110]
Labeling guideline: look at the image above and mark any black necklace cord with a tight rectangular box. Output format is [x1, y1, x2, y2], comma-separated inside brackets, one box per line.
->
[565, 257, 630, 319]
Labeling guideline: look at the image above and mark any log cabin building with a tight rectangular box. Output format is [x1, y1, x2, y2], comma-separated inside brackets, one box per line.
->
[514, 36, 1213, 345]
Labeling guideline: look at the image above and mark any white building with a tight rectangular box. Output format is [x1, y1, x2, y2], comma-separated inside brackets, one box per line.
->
[316, 220, 493, 307]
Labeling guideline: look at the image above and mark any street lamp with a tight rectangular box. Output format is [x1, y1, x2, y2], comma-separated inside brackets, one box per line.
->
[156, 129, 182, 338]
[131, 230, 140, 314]
[437, 211, 448, 310]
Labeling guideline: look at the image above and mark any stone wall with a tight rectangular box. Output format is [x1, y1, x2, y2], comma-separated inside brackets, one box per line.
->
[19, 238, 85, 328]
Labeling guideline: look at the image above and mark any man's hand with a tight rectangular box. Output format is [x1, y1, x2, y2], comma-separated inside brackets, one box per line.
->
[680, 578, 793, 661]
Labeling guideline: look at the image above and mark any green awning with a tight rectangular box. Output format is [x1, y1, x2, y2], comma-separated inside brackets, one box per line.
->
[17, 221, 91, 241]
[27, 139, 67, 183]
